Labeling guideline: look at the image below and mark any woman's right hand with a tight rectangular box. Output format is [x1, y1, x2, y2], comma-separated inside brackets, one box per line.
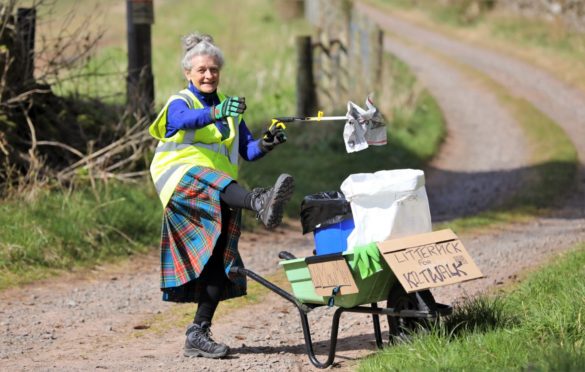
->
[211, 96, 246, 120]
[260, 121, 287, 153]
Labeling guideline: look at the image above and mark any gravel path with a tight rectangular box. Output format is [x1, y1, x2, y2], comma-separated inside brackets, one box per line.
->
[358, 3, 585, 205]
[2, 5, 585, 371]
[378, 29, 530, 221]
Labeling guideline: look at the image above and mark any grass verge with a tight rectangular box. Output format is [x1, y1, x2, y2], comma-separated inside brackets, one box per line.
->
[358, 243, 585, 371]
[364, 0, 585, 92]
[0, 181, 161, 289]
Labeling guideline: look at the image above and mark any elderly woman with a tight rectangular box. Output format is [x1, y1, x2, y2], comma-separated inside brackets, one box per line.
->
[148, 33, 293, 359]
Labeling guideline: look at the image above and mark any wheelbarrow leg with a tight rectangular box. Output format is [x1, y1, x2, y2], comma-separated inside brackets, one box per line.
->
[298, 306, 345, 369]
[371, 303, 384, 349]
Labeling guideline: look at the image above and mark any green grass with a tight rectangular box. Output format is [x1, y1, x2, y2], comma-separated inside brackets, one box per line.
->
[151, 0, 306, 125]
[490, 15, 585, 59]
[405, 0, 585, 65]
[46, 0, 310, 128]
[43, 0, 445, 136]
[366, 0, 585, 89]
[0, 181, 161, 289]
[358, 243, 585, 371]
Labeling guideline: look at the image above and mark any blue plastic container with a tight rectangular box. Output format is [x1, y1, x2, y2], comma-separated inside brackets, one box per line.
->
[314, 218, 355, 255]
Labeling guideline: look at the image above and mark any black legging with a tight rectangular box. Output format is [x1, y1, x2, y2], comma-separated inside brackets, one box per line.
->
[193, 201, 231, 325]
[220, 181, 254, 210]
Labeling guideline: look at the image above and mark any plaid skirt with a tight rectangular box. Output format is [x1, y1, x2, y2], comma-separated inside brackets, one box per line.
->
[159, 166, 247, 303]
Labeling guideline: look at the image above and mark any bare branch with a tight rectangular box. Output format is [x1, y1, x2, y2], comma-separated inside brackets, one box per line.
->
[0, 1, 154, 194]
[35, 140, 85, 158]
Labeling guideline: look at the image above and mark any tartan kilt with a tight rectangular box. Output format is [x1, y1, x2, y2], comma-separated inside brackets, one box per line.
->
[159, 166, 247, 303]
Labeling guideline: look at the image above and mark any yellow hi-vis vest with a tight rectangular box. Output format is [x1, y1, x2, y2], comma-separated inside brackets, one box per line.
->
[149, 89, 240, 207]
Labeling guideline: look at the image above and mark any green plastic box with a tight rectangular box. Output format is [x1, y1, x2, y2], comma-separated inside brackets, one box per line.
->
[279, 248, 397, 308]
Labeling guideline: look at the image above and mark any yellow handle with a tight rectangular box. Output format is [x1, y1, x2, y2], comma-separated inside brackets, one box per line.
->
[270, 119, 287, 131]
[264, 119, 287, 140]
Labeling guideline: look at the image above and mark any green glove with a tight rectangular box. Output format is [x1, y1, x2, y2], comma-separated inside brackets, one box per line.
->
[211, 96, 246, 120]
[350, 243, 383, 280]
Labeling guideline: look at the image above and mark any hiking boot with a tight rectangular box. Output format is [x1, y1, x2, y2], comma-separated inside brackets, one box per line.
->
[251, 174, 295, 229]
[184, 322, 229, 359]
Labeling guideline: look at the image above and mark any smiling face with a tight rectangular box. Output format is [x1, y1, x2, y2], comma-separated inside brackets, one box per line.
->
[184, 54, 220, 93]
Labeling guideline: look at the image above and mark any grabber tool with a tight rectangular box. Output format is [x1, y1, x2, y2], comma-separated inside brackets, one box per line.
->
[265, 111, 347, 143]
[273, 111, 347, 125]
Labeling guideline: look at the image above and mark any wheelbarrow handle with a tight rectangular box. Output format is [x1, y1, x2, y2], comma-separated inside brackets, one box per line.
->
[278, 251, 297, 260]
[229, 266, 312, 314]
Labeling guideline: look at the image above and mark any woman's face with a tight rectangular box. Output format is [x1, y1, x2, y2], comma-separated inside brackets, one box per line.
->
[185, 54, 220, 93]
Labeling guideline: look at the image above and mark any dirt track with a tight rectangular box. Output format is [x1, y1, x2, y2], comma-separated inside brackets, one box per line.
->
[2, 5, 585, 371]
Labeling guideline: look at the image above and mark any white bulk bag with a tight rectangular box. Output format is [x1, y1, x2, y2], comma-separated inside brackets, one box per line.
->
[340, 169, 432, 251]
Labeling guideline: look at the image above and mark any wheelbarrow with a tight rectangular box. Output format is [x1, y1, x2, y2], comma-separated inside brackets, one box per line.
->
[229, 247, 452, 369]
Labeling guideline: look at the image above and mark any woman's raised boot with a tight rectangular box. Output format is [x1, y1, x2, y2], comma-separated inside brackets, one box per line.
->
[250, 173, 295, 229]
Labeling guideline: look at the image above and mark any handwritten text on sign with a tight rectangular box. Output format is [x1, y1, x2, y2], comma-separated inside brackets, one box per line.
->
[307, 257, 358, 297]
[378, 229, 483, 293]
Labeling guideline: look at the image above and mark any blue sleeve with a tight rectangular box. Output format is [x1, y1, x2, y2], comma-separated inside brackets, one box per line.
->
[165, 99, 214, 138]
[239, 119, 266, 161]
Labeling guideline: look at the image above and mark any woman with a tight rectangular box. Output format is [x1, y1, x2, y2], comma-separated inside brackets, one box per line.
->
[148, 33, 294, 359]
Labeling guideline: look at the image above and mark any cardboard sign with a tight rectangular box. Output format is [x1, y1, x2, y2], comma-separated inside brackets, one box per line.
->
[306, 255, 359, 297]
[377, 229, 483, 293]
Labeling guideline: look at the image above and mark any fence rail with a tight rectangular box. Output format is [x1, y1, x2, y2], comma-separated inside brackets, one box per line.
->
[303, 0, 383, 114]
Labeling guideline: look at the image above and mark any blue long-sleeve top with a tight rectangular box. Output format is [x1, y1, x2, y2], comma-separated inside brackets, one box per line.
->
[165, 82, 265, 161]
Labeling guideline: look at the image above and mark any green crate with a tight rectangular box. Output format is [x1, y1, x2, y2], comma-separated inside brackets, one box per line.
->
[279, 246, 396, 308]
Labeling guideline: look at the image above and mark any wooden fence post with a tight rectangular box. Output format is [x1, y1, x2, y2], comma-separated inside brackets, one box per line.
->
[373, 27, 384, 98]
[16, 7, 36, 90]
[126, 0, 154, 118]
[296, 35, 318, 117]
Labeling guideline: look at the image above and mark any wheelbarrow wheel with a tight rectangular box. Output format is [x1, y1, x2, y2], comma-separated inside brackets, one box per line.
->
[387, 282, 437, 343]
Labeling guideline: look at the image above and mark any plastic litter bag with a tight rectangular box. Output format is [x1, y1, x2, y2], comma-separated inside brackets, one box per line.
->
[300, 191, 352, 234]
[343, 95, 387, 153]
[340, 169, 432, 251]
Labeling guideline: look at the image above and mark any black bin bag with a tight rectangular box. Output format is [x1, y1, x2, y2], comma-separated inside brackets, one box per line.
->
[300, 191, 352, 235]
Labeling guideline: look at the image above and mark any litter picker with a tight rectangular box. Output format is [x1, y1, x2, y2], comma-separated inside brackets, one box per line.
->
[265, 96, 388, 153]
[273, 111, 346, 124]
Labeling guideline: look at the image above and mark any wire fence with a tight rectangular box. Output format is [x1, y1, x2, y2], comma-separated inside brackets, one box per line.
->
[304, 0, 383, 114]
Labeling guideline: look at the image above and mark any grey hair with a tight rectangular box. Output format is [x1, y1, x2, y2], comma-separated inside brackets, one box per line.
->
[181, 32, 225, 71]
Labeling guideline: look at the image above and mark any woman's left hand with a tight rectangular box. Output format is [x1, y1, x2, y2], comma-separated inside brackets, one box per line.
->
[212, 96, 247, 120]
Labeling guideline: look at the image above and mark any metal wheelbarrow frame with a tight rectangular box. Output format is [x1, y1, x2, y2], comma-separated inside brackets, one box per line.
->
[229, 251, 452, 369]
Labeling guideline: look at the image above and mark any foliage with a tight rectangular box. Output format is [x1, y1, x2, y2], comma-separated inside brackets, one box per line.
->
[0, 0, 151, 196]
